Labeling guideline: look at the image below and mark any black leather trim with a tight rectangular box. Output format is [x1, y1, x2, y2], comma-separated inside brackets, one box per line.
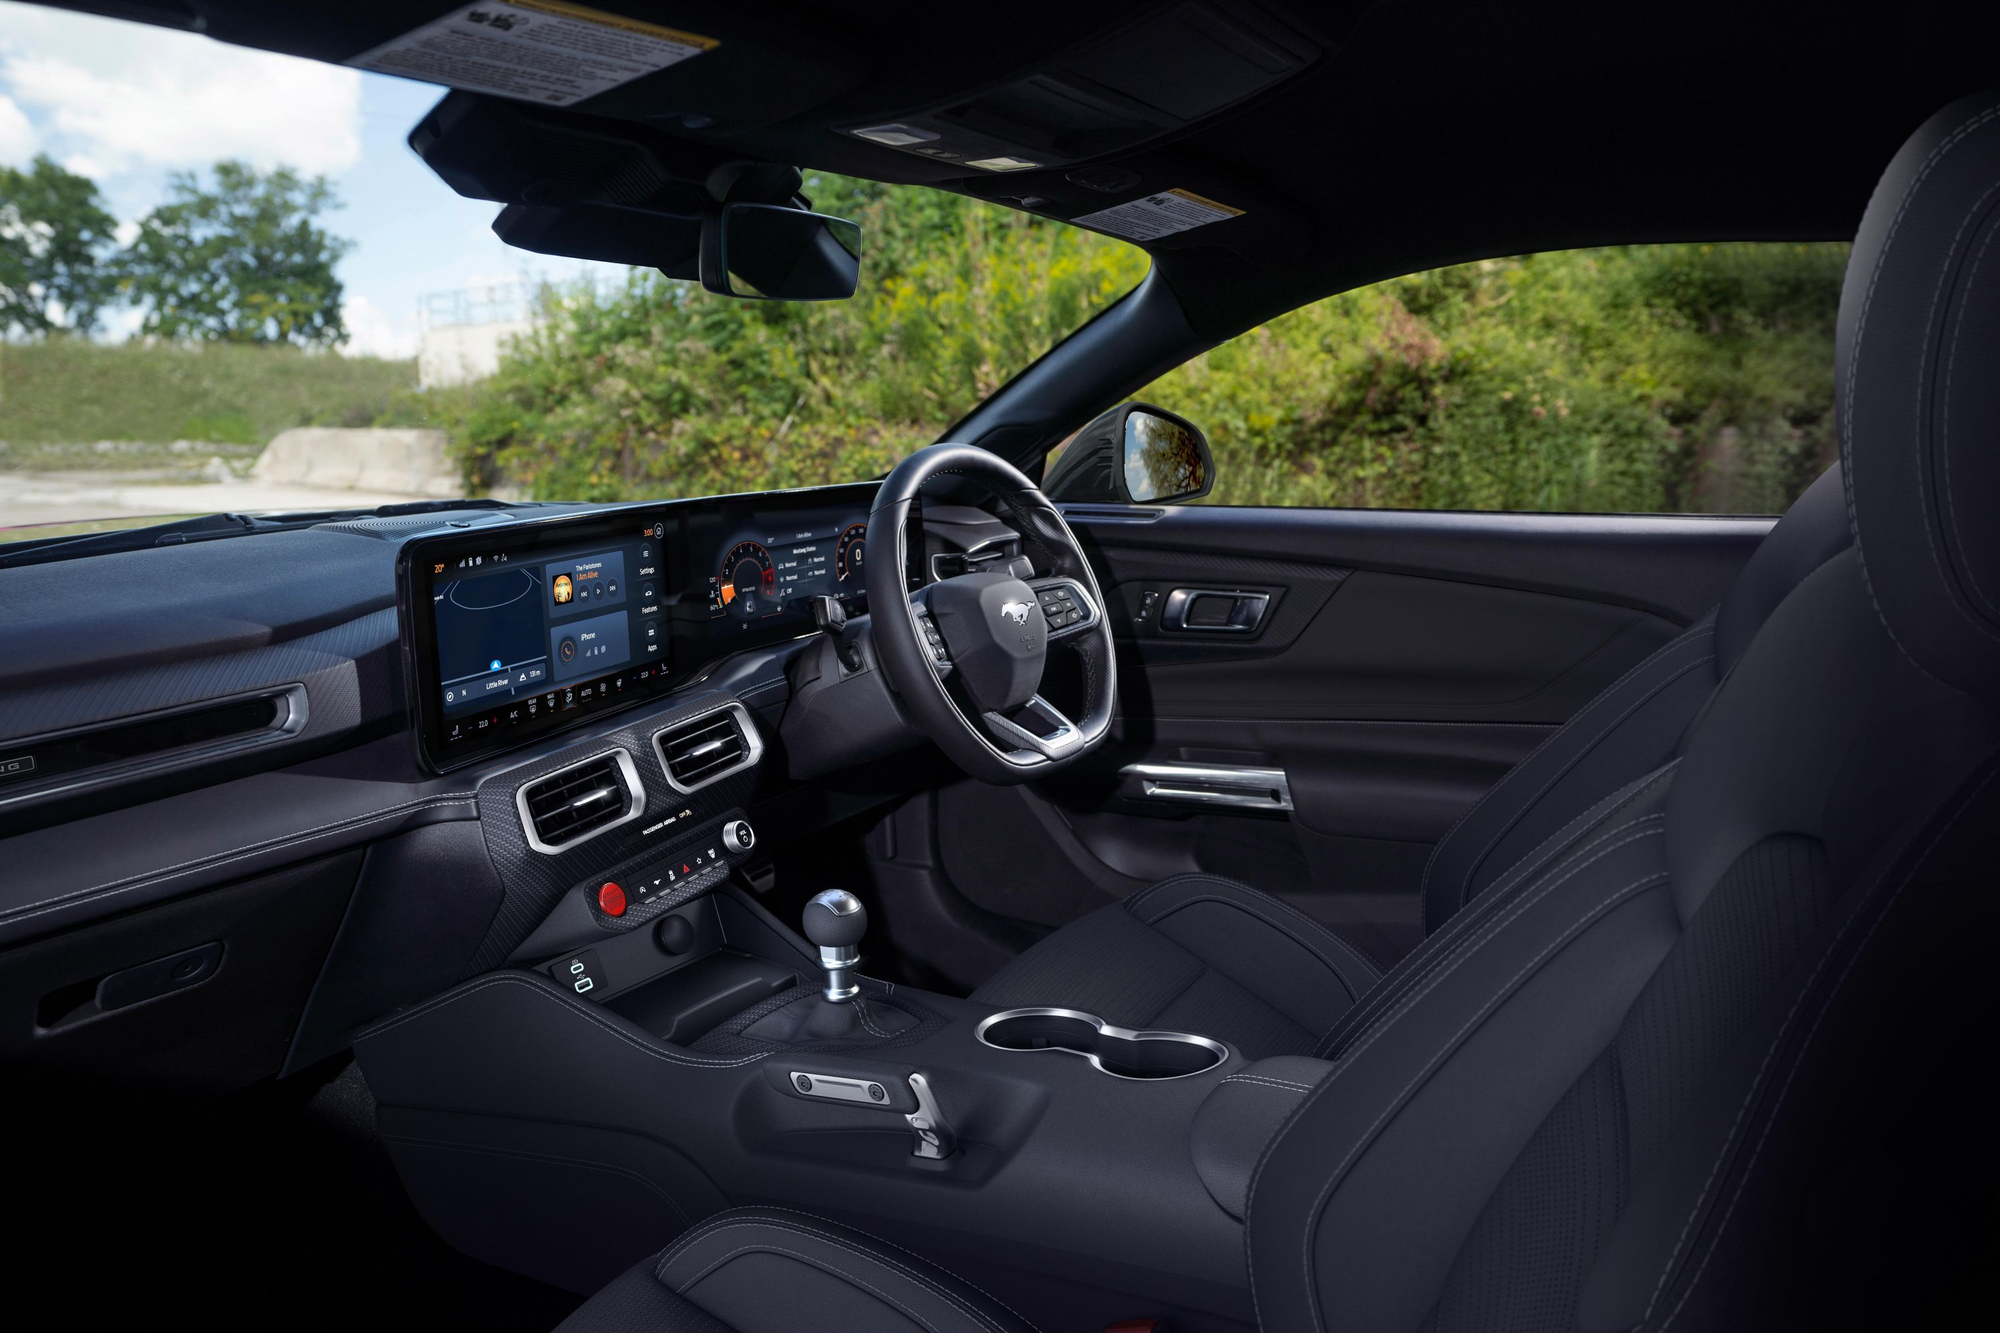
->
[1838, 87, 2000, 696]
[649, 1207, 1042, 1333]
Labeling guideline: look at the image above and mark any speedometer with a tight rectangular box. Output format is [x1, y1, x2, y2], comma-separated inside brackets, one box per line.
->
[834, 523, 867, 584]
[719, 541, 776, 619]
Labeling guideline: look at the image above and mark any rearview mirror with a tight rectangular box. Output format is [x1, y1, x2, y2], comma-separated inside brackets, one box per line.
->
[699, 202, 862, 301]
[1042, 402, 1216, 505]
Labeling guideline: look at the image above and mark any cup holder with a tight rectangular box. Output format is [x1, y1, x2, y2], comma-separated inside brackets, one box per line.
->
[974, 1008, 1228, 1080]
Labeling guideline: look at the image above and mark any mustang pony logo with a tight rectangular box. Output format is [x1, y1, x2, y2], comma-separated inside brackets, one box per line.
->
[999, 600, 1034, 625]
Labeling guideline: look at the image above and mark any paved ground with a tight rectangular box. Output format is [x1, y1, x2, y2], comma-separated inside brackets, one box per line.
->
[0, 470, 445, 531]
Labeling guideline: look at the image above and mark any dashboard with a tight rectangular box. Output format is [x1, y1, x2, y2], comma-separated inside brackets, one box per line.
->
[401, 484, 901, 772]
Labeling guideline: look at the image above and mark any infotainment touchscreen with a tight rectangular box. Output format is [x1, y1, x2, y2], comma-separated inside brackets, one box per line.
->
[403, 510, 673, 770]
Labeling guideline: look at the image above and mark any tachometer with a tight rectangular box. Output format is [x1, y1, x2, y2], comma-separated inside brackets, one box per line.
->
[719, 541, 777, 619]
[834, 523, 868, 584]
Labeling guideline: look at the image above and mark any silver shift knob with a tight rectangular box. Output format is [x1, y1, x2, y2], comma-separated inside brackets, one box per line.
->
[803, 889, 866, 1002]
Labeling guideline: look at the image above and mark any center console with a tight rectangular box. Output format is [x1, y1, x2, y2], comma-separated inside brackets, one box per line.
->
[353, 871, 1306, 1332]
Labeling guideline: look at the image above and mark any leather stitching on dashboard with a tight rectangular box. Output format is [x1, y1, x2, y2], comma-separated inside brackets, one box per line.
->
[0, 792, 476, 929]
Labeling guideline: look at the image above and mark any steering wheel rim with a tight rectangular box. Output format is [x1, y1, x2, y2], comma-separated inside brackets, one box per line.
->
[867, 443, 1117, 785]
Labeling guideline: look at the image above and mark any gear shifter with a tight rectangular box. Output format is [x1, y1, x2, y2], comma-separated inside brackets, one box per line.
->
[803, 889, 866, 1002]
[734, 889, 920, 1045]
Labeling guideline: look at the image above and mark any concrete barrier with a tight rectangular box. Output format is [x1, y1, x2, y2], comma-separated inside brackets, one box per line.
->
[251, 427, 463, 498]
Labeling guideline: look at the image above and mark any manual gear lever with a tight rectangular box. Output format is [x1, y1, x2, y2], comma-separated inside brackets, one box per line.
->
[803, 889, 866, 1002]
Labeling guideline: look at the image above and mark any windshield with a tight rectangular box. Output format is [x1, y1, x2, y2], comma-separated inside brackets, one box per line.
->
[0, 1, 1144, 539]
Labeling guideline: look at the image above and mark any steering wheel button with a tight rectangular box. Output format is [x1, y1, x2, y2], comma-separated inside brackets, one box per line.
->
[597, 882, 627, 916]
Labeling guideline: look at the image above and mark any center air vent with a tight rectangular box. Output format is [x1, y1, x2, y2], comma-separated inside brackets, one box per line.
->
[655, 703, 763, 793]
[516, 749, 643, 854]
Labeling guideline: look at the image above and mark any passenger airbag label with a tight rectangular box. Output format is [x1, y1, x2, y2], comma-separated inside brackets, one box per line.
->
[348, 1, 718, 108]
[1072, 188, 1245, 243]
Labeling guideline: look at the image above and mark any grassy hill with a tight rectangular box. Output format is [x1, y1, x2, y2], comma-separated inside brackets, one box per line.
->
[0, 340, 417, 461]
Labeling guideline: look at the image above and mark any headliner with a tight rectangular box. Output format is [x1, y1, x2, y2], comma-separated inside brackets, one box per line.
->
[38, 0, 2000, 340]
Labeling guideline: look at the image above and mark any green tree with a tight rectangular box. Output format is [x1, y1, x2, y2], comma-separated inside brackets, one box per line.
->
[122, 161, 353, 346]
[0, 154, 120, 337]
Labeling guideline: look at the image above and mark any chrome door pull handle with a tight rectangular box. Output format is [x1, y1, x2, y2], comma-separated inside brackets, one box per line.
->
[1160, 588, 1270, 633]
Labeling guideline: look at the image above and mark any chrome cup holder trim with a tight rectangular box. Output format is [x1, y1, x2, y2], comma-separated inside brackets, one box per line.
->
[973, 1006, 1229, 1081]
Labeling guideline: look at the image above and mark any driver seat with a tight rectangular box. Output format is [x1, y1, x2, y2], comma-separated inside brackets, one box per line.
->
[966, 458, 1853, 1060]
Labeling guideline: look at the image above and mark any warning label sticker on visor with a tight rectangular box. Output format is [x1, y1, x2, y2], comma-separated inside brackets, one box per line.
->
[348, 1, 718, 107]
[1071, 188, 1246, 242]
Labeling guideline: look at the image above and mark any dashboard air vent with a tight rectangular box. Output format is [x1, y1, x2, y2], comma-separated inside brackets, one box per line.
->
[516, 750, 641, 854]
[655, 703, 762, 793]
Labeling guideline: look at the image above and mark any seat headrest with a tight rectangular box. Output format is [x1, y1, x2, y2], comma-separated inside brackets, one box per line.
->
[1838, 88, 2000, 697]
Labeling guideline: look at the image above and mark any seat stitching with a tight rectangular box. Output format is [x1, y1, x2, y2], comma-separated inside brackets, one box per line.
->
[0, 794, 478, 928]
[359, 973, 771, 1067]
[1470, 754, 1693, 919]
[658, 1215, 1040, 1333]
[1841, 103, 2000, 659]
[672, 1242, 984, 1333]
[1935, 178, 2000, 627]
[1444, 642, 1714, 917]
[1141, 893, 1378, 1004]
[1318, 793, 1673, 1058]
[1415, 626, 1712, 918]
[658, 1206, 1044, 1333]
[1646, 758, 2000, 1327]
[1320, 812, 1665, 1058]
[1287, 870, 1667, 1332]
[1220, 1074, 1320, 1093]
[1130, 873, 1384, 984]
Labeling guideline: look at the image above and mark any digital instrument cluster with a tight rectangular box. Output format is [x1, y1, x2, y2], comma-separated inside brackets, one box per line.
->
[705, 506, 871, 630]
[399, 483, 901, 772]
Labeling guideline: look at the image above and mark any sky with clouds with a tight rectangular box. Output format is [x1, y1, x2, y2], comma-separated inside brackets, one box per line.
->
[0, 1, 631, 357]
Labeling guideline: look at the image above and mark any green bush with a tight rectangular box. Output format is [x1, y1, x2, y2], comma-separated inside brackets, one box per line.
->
[1134, 243, 1847, 513]
[404, 176, 1148, 502]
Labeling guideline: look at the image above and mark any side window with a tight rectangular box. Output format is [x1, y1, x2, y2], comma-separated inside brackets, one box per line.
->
[1131, 243, 1848, 515]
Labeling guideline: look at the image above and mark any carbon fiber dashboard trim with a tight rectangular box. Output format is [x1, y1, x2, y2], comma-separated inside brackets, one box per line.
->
[470, 688, 764, 970]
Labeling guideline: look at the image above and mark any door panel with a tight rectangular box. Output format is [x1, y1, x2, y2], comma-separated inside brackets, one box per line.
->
[937, 504, 1770, 963]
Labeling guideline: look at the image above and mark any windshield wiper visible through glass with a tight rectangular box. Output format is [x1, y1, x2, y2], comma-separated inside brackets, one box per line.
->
[0, 499, 523, 570]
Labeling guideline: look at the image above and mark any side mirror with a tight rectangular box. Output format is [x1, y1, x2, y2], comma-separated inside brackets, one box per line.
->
[1042, 402, 1216, 505]
[699, 202, 862, 301]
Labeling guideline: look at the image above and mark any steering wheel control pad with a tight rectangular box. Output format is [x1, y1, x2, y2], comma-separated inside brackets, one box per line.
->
[926, 572, 1048, 713]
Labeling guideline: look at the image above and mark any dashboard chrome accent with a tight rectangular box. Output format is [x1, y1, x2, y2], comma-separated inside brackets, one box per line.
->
[1120, 761, 1294, 812]
[652, 700, 765, 795]
[514, 747, 645, 855]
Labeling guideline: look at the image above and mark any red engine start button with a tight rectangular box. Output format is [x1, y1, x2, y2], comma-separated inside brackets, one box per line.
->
[597, 882, 627, 917]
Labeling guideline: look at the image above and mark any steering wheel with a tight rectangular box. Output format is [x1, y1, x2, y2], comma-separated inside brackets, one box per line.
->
[867, 444, 1117, 784]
